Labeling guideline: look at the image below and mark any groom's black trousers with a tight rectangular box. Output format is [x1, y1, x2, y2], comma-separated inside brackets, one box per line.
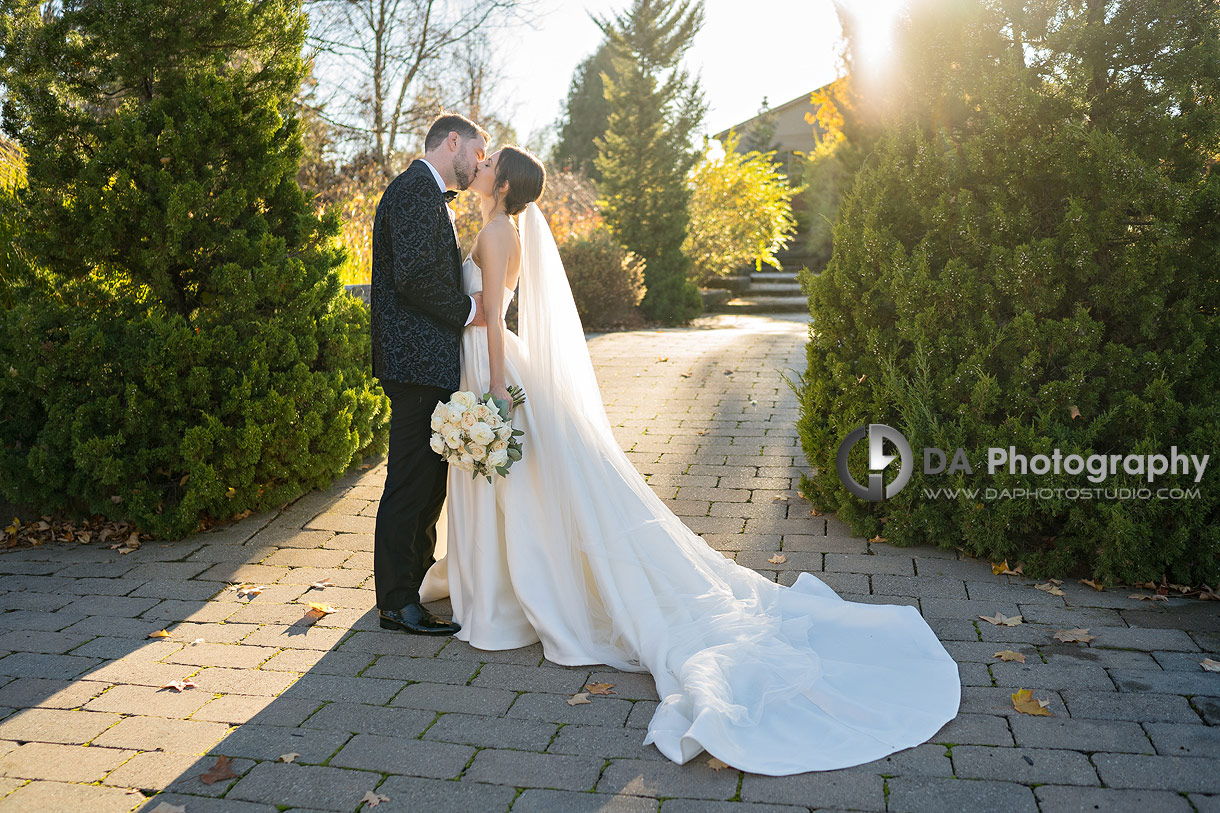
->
[374, 379, 453, 610]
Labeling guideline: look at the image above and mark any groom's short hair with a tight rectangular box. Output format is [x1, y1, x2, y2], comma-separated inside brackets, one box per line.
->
[424, 113, 488, 151]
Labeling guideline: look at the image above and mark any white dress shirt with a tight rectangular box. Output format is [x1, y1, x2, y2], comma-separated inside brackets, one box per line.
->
[419, 158, 476, 327]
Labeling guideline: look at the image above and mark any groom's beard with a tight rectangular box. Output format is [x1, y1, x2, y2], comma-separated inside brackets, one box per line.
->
[453, 158, 474, 190]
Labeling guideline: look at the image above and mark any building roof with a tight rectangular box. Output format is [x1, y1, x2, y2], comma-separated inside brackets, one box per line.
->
[712, 80, 838, 143]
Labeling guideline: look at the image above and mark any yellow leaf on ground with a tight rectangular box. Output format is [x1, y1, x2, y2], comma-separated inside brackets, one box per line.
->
[304, 602, 336, 618]
[1053, 628, 1096, 644]
[767, 554, 787, 565]
[1034, 582, 1066, 596]
[1079, 578, 1105, 591]
[567, 692, 592, 706]
[585, 682, 616, 695]
[147, 629, 172, 639]
[869, 535, 885, 544]
[199, 754, 237, 785]
[992, 559, 1017, 575]
[1201, 658, 1220, 673]
[979, 613, 1023, 626]
[993, 650, 1026, 663]
[1012, 688, 1052, 716]
[707, 757, 732, 770]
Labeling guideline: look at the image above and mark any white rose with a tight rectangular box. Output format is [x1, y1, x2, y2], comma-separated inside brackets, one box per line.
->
[487, 449, 509, 468]
[469, 422, 494, 446]
[430, 413, 445, 432]
[429, 434, 446, 454]
[443, 427, 463, 449]
[467, 443, 487, 461]
[460, 412, 478, 430]
[486, 412, 503, 429]
[458, 453, 475, 469]
[445, 404, 465, 424]
[473, 404, 491, 421]
[490, 439, 508, 452]
[453, 391, 476, 409]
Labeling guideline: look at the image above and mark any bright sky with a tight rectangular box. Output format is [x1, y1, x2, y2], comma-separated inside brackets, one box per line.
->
[495, 0, 854, 149]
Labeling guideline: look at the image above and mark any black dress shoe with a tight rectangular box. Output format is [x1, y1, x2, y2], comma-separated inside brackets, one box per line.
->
[379, 603, 461, 636]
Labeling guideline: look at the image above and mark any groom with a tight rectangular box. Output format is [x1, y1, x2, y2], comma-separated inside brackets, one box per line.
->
[370, 112, 489, 635]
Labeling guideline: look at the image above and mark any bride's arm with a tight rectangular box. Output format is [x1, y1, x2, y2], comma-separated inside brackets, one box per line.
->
[475, 226, 512, 404]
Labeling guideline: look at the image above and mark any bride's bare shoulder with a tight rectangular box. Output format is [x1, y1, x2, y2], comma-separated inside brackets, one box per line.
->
[472, 217, 521, 264]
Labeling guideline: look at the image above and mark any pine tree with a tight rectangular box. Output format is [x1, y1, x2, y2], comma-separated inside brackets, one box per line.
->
[594, 0, 707, 324]
[553, 41, 615, 180]
[795, 0, 1220, 584]
[0, 0, 388, 537]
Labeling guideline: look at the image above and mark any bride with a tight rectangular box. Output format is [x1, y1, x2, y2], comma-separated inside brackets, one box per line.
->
[417, 145, 961, 776]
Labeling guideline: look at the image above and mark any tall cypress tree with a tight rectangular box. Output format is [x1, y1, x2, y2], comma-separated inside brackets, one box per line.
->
[554, 41, 615, 180]
[0, 0, 387, 537]
[594, 0, 707, 324]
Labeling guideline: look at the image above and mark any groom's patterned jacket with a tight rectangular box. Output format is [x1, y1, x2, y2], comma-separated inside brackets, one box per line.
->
[370, 159, 468, 392]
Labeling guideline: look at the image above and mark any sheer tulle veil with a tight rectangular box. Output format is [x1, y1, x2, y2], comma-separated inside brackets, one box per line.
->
[516, 201, 613, 434]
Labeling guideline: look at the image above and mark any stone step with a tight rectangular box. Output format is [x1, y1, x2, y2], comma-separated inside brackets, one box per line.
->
[751, 271, 800, 283]
[715, 295, 808, 313]
[748, 282, 803, 294]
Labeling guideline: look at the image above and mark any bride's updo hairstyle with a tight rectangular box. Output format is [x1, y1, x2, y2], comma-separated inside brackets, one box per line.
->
[492, 146, 546, 216]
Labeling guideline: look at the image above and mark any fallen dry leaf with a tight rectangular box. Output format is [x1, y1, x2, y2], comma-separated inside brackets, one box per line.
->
[1034, 582, 1066, 597]
[1079, 578, 1105, 591]
[1053, 628, 1096, 644]
[707, 756, 732, 770]
[767, 553, 787, 565]
[868, 534, 886, 544]
[992, 559, 1022, 576]
[309, 578, 334, 590]
[585, 681, 616, 695]
[191, 638, 205, 645]
[362, 790, 390, 807]
[304, 602, 336, 619]
[199, 754, 238, 785]
[993, 650, 1027, 663]
[160, 679, 198, 693]
[1012, 688, 1053, 716]
[278, 752, 301, 763]
[147, 629, 172, 639]
[1068, 404, 1081, 420]
[229, 583, 264, 599]
[772, 495, 789, 502]
[1202, 658, 1220, 673]
[979, 613, 1023, 627]
[567, 691, 592, 706]
[1128, 593, 1169, 602]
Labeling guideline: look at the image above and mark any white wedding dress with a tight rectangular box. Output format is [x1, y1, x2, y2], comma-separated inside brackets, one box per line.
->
[418, 204, 961, 776]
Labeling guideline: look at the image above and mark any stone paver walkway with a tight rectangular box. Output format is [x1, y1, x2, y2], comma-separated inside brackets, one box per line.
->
[0, 313, 1216, 812]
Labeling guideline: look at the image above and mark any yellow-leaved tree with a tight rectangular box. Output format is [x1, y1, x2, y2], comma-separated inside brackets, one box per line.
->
[682, 130, 800, 285]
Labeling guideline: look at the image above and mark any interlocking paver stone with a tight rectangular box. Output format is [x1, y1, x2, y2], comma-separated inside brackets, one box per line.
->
[0, 313, 1212, 812]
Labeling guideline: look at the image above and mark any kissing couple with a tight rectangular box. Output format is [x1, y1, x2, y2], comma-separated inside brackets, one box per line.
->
[367, 112, 961, 775]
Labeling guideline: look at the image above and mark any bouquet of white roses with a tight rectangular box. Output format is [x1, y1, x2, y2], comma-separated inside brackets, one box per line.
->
[429, 385, 526, 482]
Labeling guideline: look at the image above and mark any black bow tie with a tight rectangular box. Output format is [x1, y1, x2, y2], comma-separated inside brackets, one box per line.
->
[442, 190, 458, 203]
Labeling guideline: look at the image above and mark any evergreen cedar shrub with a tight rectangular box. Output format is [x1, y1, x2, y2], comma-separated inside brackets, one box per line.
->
[558, 226, 646, 329]
[0, 0, 388, 538]
[795, 111, 1220, 585]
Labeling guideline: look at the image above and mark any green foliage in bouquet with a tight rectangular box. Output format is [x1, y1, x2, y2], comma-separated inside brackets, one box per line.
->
[794, 0, 1220, 584]
[0, 0, 389, 537]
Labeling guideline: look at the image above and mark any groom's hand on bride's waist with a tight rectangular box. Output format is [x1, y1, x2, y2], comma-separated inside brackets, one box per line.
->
[469, 291, 486, 327]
